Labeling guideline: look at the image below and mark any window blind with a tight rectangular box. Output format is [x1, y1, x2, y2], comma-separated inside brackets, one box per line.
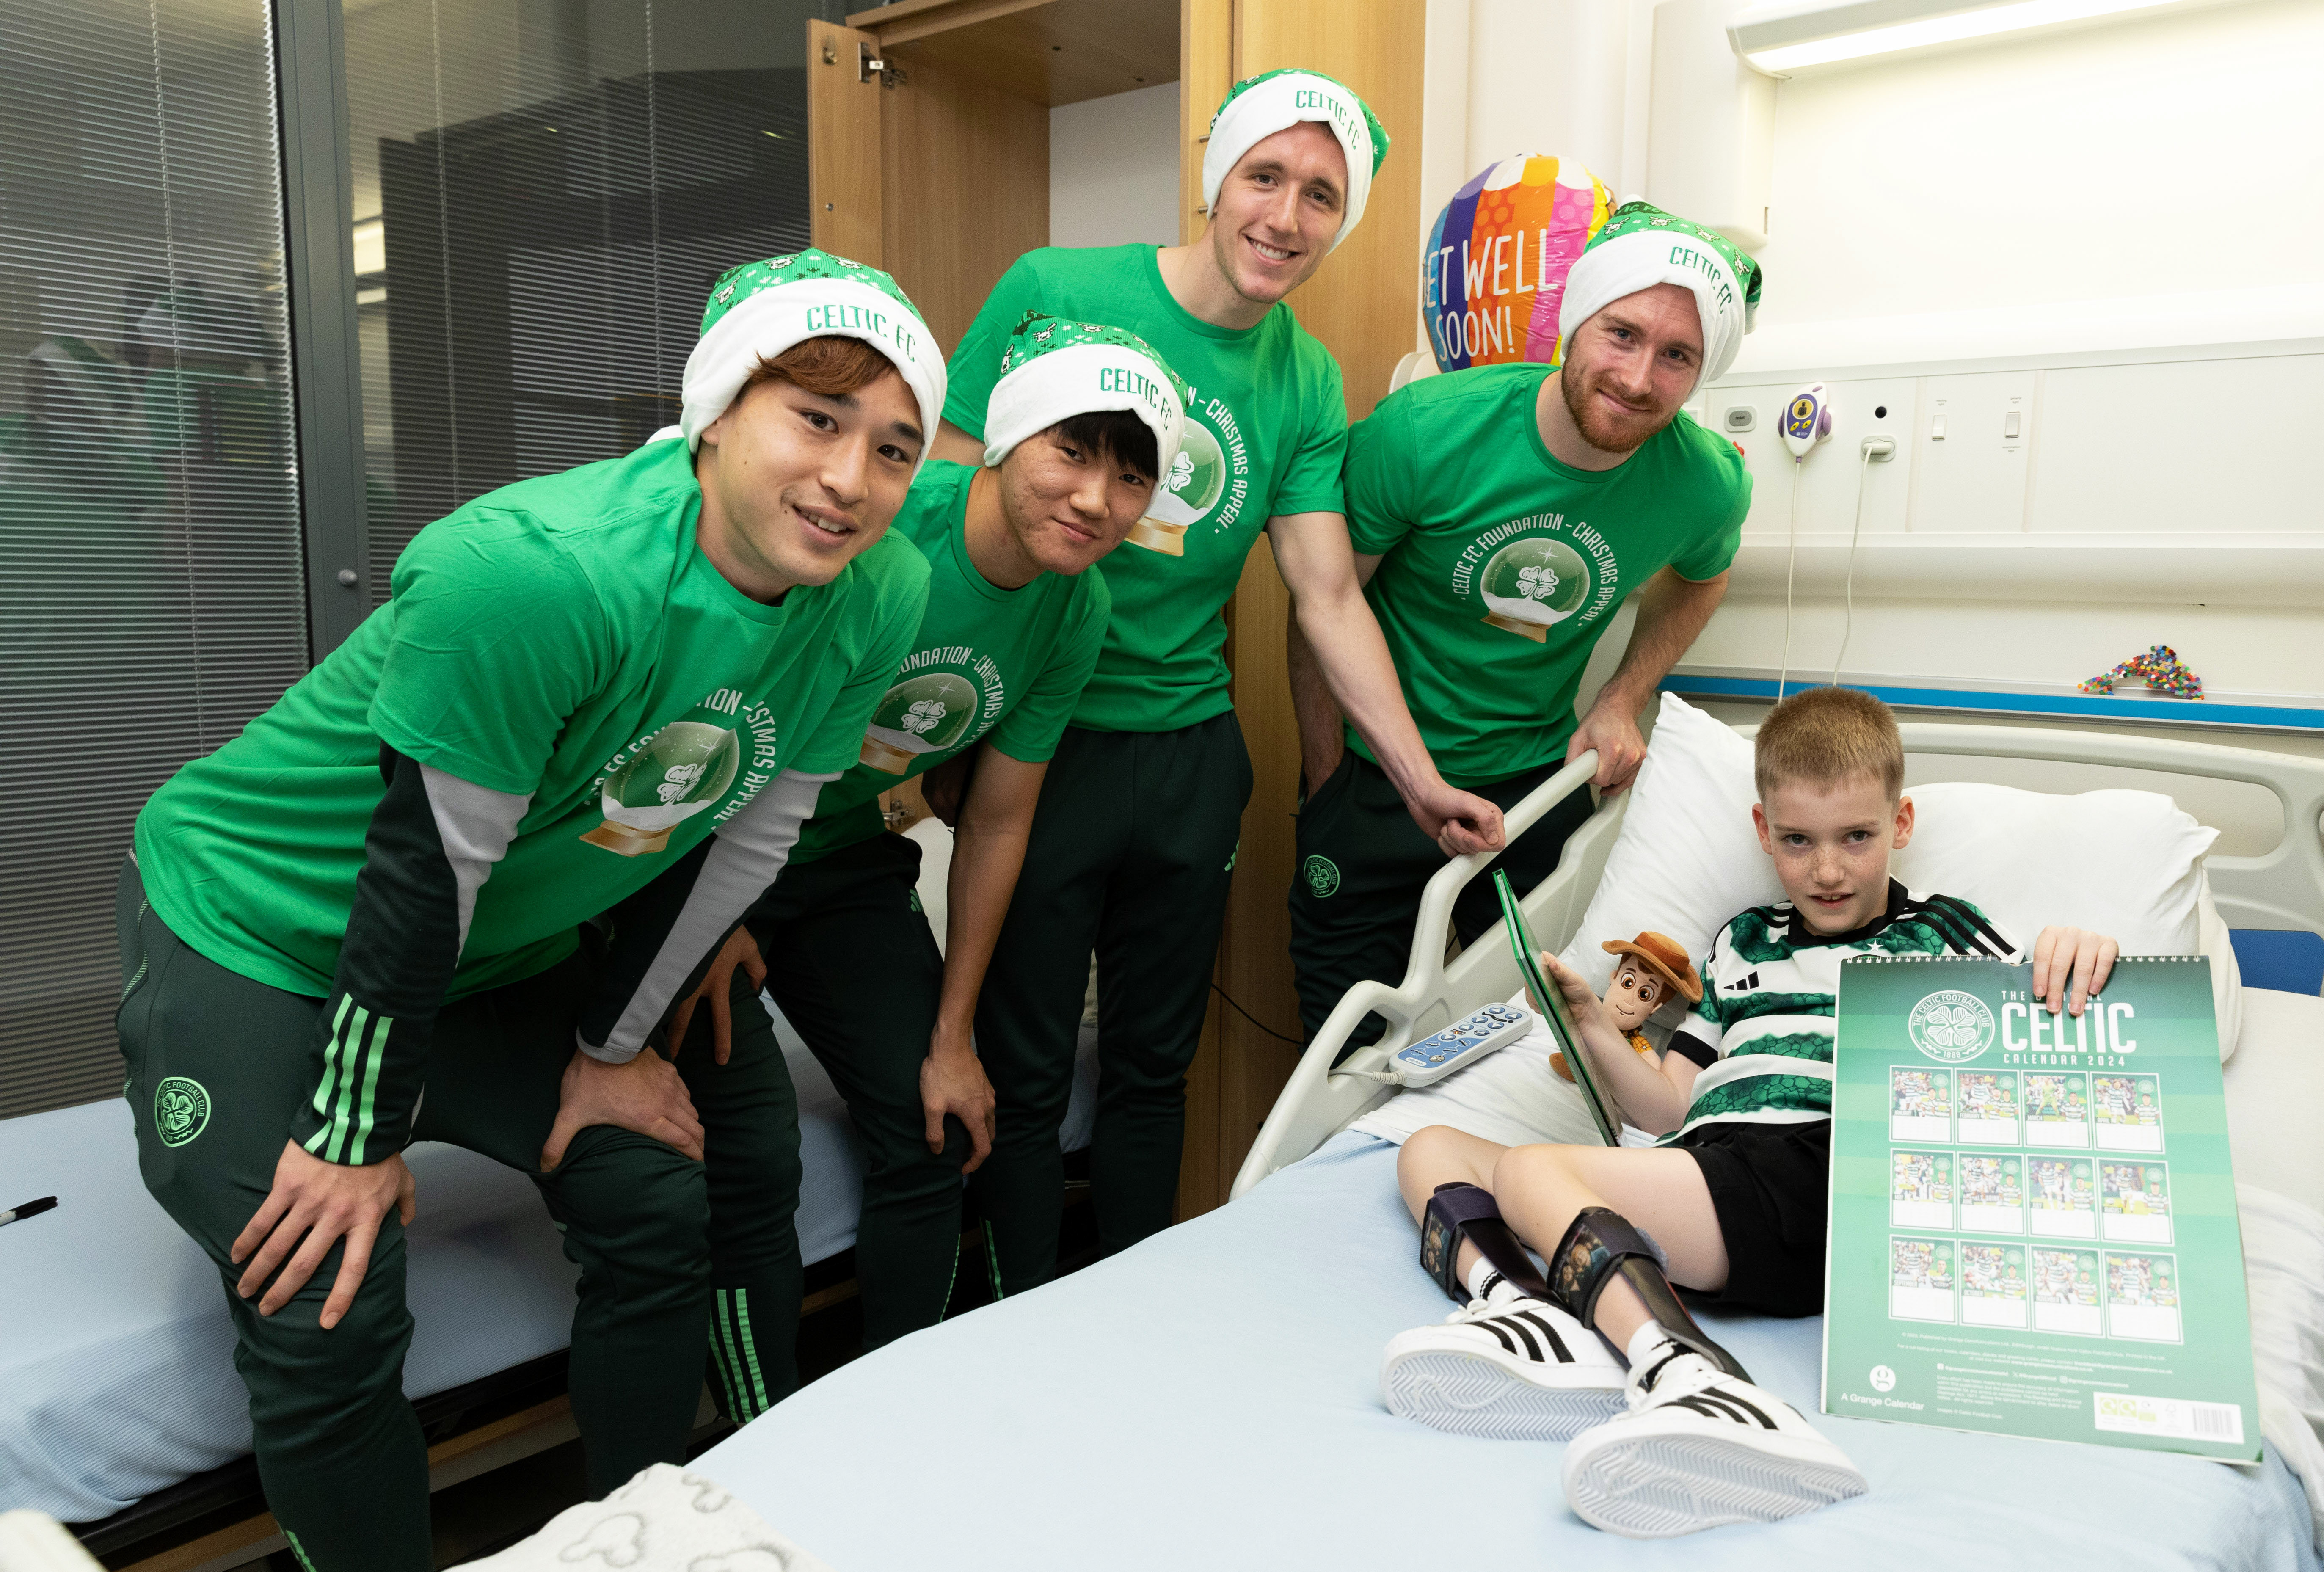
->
[346, 0, 833, 593]
[0, 0, 309, 1117]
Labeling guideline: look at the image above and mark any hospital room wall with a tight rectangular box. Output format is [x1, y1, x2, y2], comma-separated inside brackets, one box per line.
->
[1695, 0, 2324, 839]
[1445, 0, 2324, 855]
[1049, 82, 1180, 248]
[1703, 0, 2324, 720]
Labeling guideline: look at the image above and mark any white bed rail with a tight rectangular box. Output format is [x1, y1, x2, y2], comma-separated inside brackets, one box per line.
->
[1894, 724, 2324, 937]
[1231, 752, 1615, 1201]
[1230, 723, 2324, 1201]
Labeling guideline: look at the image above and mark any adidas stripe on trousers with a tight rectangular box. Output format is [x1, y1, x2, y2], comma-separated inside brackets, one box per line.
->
[667, 951, 805, 1418]
[114, 860, 713, 1572]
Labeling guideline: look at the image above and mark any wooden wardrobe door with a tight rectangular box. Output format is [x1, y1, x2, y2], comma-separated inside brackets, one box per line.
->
[808, 19, 888, 266]
[1177, 0, 1431, 1220]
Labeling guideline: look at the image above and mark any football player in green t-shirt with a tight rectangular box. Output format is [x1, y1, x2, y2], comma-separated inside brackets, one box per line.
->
[930, 69, 1504, 1292]
[1287, 204, 1763, 1045]
[663, 318, 1187, 1378]
[116, 252, 943, 1572]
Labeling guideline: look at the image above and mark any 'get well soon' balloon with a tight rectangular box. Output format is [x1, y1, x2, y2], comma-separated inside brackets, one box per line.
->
[1423, 154, 1613, 372]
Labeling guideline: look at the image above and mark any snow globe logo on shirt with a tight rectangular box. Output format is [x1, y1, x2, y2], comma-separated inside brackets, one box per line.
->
[1908, 989, 1996, 1064]
[1130, 404, 1245, 557]
[1476, 535, 1591, 641]
[863, 671, 979, 772]
[582, 720, 742, 856]
[860, 648, 1007, 773]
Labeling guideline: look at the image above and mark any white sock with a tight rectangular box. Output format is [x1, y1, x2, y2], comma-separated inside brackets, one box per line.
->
[1464, 1255, 1527, 1306]
[1625, 1321, 1682, 1369]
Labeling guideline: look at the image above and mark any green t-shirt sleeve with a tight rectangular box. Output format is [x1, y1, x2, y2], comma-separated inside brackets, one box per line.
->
[367, 516, 609, 796]
[990, 568, 1112, 764]
[1341, 393, 1417, 557]
[941, 254, 1045, 440]
[1671, 439, 1751, 582]
[1265, 349, 1349, 519]
[792, 541, 933, 775]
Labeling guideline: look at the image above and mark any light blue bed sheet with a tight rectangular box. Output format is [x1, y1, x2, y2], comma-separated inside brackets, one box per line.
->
[0, 1017, 1100, 1525]
[0, 1098, 581, 1524]
[700, 1132, 2320, 1572]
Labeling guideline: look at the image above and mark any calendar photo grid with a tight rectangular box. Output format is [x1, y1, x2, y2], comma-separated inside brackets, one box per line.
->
[1826, 956, 2258, 1461]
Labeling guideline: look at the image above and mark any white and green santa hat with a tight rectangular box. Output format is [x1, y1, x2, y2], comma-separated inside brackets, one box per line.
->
[1201, 68, 1388, 253]
[1556, 202, 1765, 383]
[678, 249, 947, 471]
[981, 312, 1189, 477]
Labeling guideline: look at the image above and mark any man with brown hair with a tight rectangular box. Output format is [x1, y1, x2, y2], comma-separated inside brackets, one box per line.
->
[119, 250, 940, 1572]
[1288, 203, 1758, 1051]
[1377, 686, 2121, 1537]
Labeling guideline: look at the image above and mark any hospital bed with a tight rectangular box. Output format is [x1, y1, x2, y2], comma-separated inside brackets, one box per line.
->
[678, 717, 2324, 1569]
[0, 821, 1103, 1562]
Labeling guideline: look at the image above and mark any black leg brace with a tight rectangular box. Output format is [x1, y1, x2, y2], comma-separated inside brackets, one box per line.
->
[1419, 1183, 1549, 1304]
[1548, 1206, 1748, 1379]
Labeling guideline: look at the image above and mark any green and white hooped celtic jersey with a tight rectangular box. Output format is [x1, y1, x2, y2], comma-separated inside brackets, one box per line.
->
[1664, 882, 2021, 1141]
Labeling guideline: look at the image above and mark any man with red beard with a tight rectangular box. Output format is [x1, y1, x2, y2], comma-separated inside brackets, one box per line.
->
[1287, 204, 1762, 1045]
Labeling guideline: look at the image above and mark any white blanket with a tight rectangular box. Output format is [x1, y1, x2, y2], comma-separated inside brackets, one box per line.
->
[459, 1464, 829, 1572]
[2244, 1184, 2324, 1554]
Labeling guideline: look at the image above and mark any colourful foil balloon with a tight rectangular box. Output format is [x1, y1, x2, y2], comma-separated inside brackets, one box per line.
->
[1422, 154, 1614, 373]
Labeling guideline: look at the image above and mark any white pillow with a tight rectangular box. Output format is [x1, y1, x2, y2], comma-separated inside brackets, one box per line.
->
[1896, 780, 2211, 960]
[2224, 988, 2324, 1214]
[2197, 876, 2245, 1061]
[1556, 693, 1772, 999]
[1558, 693, 2239, 1057]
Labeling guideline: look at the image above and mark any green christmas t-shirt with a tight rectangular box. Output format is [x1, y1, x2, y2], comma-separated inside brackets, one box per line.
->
[791, 459, 1111, 863]
[134, 437, 930, 999]
[1343, 362, 1749, 786]
[945, 244, 1348, 734]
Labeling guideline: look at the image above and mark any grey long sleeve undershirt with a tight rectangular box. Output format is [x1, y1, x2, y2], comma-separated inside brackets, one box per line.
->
[578, 767, 832, 1064]
[418, 764, 533, 957]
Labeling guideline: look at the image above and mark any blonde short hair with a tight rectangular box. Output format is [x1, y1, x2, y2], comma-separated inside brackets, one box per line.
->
[1754, 686, 1905, 802]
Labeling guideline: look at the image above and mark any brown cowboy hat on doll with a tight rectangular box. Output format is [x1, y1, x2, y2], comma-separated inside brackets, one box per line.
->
[1550, 932, 1702, 1083]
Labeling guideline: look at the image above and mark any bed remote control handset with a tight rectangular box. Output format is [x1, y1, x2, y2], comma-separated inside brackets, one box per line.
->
[1352, 1004, 1534, 1087]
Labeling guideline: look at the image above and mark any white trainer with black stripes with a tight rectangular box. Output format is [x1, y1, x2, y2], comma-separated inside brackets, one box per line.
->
[1560, 1333, 1868, 1538]
[1381, 1295, 1627, 1440]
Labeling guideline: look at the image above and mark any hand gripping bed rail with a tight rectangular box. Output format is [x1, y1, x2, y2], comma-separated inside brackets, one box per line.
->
[1230, 723, 2324, 1200]
[1231, 751, 1611, 1202]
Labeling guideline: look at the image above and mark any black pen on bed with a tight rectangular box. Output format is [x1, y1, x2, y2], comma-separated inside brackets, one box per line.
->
[0, 1196, 56, 1228]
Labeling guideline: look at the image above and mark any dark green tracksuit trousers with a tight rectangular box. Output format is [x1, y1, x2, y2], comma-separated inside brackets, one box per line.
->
[969, 713, 1252, 1294]
[1287, 752, 1593, 1049]
[666, 963, 804, 1425]
[116, 860, 720, 1572]
[737, 832, 966, 1350]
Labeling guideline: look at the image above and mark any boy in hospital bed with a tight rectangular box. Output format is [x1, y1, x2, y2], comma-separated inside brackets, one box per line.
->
[1381, 686, 2120, 1537]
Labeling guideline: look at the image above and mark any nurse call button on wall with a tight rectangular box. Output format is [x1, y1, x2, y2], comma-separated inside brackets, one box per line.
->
[1783, 381, 1834, 459]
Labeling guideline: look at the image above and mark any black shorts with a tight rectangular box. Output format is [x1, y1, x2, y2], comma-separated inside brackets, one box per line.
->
[1676, 1119, 1831, 1318]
